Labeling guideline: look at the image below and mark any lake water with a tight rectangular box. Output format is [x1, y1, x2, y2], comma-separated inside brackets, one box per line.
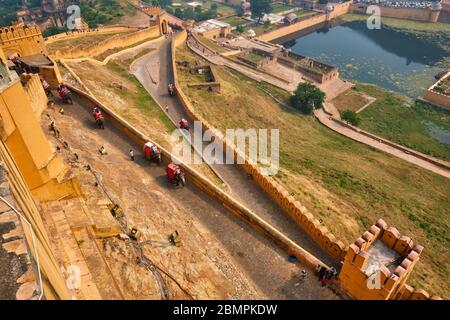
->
[283, 21, 449, 97]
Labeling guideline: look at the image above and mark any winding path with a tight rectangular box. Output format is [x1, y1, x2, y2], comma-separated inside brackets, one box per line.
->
[128, 37, 339, 269]
[187, 34, 450, 179]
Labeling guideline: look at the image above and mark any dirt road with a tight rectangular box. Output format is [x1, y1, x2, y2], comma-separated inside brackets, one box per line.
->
[315, 108, 450, 179]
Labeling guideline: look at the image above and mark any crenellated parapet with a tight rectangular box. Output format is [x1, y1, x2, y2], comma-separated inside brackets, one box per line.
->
[0, 24, 47, 56]
[338, 218, 437, 300]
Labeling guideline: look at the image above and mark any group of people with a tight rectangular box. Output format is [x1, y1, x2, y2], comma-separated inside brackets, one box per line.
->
[317, 265, 338, 287]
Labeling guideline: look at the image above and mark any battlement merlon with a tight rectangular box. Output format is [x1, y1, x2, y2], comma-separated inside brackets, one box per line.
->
[0, 23, 47, 57]
[340, 218, 424, 299]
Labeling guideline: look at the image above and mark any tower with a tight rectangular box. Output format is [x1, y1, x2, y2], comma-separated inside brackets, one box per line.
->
[339, 219, 426, 300]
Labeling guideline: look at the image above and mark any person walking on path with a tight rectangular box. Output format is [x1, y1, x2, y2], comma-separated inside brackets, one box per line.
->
[317, 265, 326, 282]
[129, 149, 135, 161]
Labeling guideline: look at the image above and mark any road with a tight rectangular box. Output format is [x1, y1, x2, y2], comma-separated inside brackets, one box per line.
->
[315, 108, 450, 179]
[187, 34, 450, 180]
[129, 37, 338, 269]
[55, 93, 340, 300]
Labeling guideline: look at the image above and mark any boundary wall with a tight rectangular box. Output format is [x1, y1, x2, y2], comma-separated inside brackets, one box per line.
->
[44, 26, 140, 44]
[51, 26, 161, 60]
[256, 2, 352, 42]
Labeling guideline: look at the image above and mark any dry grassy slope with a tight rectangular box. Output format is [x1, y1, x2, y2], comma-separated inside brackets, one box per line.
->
[47, 32, 129, 53]
[175, 44, 450, 297]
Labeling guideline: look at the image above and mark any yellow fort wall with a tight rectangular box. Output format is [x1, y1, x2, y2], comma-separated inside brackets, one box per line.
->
[0, 24, 47, 57]
[0, 47, 77, 201]
[44, 26, 140, 44]
[51, 25, 162, 59]
[0, 139, 71, 299]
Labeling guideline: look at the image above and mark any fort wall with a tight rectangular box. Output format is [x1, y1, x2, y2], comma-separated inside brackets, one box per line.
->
[23, 73, 48, 117]
[44, 26, 140, 44]
[422, 71, 450, 110]
[256, 2, 352, 42]
[0, 140, 71, 299]
[0, 25, 47, 56]
[350, 3, 441, 22]
[172, 31, 443, 299]
[51, 25, 161, 59]
[0, 49, 77, 202]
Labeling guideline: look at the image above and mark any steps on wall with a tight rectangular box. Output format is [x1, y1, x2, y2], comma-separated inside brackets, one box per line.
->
[40, 198, 124, 299]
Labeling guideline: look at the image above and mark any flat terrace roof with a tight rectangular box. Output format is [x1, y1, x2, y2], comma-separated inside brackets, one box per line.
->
[362, 240, 402, 276]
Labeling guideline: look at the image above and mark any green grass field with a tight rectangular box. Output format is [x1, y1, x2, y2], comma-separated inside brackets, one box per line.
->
[270, 3, 294, 13]
[352, 83, 450, 162]
[175, 43, 450, 297]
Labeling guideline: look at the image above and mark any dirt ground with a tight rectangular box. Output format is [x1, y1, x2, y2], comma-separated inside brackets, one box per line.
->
[40, 104, 262, 300]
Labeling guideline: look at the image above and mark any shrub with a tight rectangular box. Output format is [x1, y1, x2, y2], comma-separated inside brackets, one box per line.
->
[340, 109, 360, 126]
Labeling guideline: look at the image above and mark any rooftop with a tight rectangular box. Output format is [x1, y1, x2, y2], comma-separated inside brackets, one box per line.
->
[192, 19, 231, 33]
[362, 240, 402, 276]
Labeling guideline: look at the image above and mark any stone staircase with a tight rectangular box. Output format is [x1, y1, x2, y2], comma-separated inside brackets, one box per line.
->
[40, 198, 123, 300]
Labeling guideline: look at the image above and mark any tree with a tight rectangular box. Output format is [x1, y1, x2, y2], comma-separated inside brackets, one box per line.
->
[237, 6, 245, 17]
[43, 26, 67, 37]
[236, 25, 244, 33]
[174, 8, 184, 19]
[290, 83, 326, 115]
[250, 0, 271, 21]
[340, 110, 360, 126]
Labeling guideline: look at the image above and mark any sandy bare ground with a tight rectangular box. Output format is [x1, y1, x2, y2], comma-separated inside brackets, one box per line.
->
[41, 103, 262, 300]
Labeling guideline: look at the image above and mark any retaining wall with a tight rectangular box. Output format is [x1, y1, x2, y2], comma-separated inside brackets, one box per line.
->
[350, 4, 441, 22]
[423, 89, 450, 110]
[44, 26, 140, 44]
[172, 31, 347, 262]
